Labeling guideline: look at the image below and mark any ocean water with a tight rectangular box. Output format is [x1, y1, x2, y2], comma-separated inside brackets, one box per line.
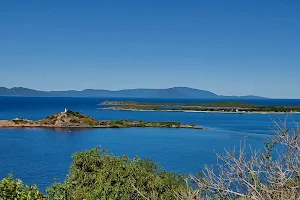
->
[0, 97, 300, 191]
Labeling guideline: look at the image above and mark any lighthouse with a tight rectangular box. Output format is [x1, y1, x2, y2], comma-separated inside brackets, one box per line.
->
[64, 108, 67, 113]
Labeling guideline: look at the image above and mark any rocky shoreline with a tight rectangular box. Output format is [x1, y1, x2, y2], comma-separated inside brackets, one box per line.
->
[0, 110, 204, 130]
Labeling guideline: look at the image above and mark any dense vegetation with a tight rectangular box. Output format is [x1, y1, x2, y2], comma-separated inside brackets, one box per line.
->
[46, 148, 186, 200]
[102, 101, 300, 113]
[0, 175, 44, 199]
[1, 149, 188, 200]
[1, 124, 299, 199]
[101, 100, 258, 108]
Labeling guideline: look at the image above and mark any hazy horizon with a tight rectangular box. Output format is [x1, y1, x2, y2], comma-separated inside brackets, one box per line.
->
[1, 1, 299, 98]
[0, 85, 271, 98]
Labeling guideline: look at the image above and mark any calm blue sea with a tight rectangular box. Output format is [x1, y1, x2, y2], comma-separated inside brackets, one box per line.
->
[0, 97, 300, 191]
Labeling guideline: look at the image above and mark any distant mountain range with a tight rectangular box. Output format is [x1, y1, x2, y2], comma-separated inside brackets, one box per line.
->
[0, 87, 268, 99]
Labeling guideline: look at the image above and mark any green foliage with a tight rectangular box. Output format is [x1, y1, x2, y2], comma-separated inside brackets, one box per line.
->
[161, 122, 181, 127]
[66, 110, 86, 118]
[12, 119, 33, 124]
[108, 120, 125, 127]
[46, 147, 186, 200]
[109, 101, 300, 113]
[198, 101, 258, 108]
[258, 106, 300, 112]
[0, 174, 44, 200]
[102, 100, 258, 108]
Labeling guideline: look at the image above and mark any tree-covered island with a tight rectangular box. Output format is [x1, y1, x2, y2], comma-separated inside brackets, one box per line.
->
[101, 101, 300, 113]
[0, 110, 203, 129]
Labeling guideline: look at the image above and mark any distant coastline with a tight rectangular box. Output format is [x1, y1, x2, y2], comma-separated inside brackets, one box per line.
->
[100, 101, 300, 114]
[101, 108, 300, 115]
[0, 86, 268, 99]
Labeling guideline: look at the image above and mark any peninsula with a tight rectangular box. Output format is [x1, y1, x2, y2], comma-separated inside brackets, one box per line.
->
[100, 101, 300, 114]
[0, 110, 203, 129]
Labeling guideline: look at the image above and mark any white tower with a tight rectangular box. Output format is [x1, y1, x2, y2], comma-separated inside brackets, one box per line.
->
[64, 108, 67, 113]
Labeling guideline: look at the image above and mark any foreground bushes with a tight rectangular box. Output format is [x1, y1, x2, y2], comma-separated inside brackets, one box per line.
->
[1, 124, 300, 199]
[0, 175, 44, 200]
[1, 149, 186, 200]
[46, 148, 186, 200]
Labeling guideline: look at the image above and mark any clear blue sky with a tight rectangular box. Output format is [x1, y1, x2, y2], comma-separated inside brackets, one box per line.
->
[1, 0, 299, 98]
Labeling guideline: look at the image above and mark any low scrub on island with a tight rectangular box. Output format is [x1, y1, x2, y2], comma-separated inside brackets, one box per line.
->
[0, 110, 201, 130]
[1, 124, 300, 200]
[101, 101, 300, 113]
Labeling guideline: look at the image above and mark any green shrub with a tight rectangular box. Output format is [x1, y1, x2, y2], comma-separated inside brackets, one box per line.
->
[0, 174, 44, 200]
[70, 119, 80, 124]
[82, 118, 96, 126]
[12, 119, 30, 124]
[46, 147, 186, 200]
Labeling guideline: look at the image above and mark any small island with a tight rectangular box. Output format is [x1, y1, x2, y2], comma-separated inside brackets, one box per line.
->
[0, 110, 203, 130]
[100, 101, 300, 114]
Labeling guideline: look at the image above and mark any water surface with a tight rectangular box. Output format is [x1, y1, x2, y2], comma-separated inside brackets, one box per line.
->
[0, 97, 299, 191]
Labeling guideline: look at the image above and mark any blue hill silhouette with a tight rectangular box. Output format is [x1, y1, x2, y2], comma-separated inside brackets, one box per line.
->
[0, 86, 266, 99]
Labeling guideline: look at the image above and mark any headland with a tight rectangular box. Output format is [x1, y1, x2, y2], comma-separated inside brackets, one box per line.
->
[0, 110, 203, 129]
